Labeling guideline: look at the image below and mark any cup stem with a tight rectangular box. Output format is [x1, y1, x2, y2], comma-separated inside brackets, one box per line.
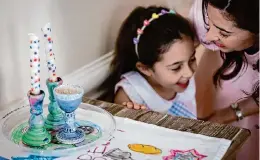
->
[65, 112, 76, 133]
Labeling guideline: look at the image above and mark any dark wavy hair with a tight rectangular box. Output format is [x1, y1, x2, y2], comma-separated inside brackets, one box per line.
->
[98, 6, 195, 101]
[202, 0, 259, 86]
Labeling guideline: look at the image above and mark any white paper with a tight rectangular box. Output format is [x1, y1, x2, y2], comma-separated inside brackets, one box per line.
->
[58, 117, 231, 160]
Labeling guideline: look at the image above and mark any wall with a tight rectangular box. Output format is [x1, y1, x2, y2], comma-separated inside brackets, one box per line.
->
[0, 0, 193, 110]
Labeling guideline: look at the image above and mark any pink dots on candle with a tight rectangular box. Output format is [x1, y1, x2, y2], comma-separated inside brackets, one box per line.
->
[48, 37, 51, 41]
[38, 58, 40, 62]
[30, 40, 32, 43]
[34, 58, 37, 62]
[53, 73, 56, 76]
[30, 65, 32, 68]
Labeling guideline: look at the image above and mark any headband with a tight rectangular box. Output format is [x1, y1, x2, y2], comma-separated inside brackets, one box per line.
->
[133, 9, 176, 58]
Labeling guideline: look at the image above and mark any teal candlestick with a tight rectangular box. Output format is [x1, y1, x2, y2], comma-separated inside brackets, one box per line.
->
[22, 90, 51, 147]
[45, 77, 65, 131]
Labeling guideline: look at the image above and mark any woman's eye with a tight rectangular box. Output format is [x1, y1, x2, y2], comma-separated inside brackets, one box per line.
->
[190, 57, 196, 62]
[219, 32, 230, 38]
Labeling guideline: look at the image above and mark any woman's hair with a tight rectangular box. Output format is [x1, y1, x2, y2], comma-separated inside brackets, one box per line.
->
[98, 6, 195, 100]
[202, 0, 259, 86]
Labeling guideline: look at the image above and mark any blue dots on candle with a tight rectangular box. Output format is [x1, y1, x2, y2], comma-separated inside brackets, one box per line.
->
[44, 34, 47, 37]
[30, 46, 32, 49]
[34, 52, 37, 55]
[30, 59, 32, 62]
[38, 64, 40, 67]
[48, 61, 51, 65]
[49, 67, 52, 71]
[34, 41, 37, 43]
[31, 76, 33, 79]
[52, 70, 55, 73]
[49, 49, 52, 52]
[38, 70, 40, 73]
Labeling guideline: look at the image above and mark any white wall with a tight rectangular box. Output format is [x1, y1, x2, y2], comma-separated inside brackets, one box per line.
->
[0, 0, 193, 110]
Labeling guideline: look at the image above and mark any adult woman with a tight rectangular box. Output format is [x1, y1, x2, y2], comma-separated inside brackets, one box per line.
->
[189, 0, 259, 159]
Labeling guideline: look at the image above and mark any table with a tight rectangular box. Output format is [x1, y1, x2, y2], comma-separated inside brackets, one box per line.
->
[83, 96, 251, 160]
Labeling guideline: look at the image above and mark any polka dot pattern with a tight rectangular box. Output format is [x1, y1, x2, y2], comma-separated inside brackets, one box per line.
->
[42, 23, 57, 82]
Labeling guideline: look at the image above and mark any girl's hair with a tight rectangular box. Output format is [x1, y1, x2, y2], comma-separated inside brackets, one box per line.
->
[202, 0, 259, 86]
[98, 6, 195, 100]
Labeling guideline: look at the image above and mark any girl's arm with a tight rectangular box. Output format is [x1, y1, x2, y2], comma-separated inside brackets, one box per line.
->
[114, 88, 131, 104]
[114, 88, 147, 110]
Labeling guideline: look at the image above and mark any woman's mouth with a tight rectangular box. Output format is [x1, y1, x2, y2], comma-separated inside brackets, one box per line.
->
[176, 81, 189, 89]
[214, 41, 225, 48]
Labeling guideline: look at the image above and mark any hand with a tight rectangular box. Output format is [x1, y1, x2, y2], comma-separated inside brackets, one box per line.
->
[208, 107, 237, 124]
[122, 102, 147, 110]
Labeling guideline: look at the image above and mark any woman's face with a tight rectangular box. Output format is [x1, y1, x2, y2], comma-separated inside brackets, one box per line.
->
[205, 4, 257, 53]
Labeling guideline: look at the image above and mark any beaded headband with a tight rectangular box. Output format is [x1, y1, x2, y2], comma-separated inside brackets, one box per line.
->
[133, 9, 176, 58]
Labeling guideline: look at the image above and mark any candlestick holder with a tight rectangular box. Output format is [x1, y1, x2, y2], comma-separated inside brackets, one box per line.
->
[45, 77, 65, 130]
[54, 84, 85, 144]
[22, 90, 51, 147]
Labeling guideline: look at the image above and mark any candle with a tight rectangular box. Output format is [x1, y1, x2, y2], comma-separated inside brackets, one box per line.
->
[41, 23, 57, 82]
[29, 33, 41, 95]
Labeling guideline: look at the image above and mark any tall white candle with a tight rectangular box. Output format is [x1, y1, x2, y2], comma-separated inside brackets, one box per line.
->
[29, 33, 41, 95]
[42, 23, 57, 82]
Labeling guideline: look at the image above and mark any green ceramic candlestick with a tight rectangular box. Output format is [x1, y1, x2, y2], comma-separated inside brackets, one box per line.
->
[45, 77, 65, 130]
[22, 90, 51, 147]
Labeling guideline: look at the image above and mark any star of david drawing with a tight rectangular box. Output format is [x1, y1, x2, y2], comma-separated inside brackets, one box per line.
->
[163, 149, 207, 160]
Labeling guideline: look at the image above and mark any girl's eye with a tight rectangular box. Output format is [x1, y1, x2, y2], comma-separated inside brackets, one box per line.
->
[171, 66, 181, 72]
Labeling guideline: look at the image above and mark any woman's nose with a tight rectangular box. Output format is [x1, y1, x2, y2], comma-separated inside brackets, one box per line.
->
[205, 27, 219, 42]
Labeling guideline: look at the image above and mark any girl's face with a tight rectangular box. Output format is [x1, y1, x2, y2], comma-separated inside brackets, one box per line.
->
[143, 36, 197, 93]
[205, 4, 256, 53]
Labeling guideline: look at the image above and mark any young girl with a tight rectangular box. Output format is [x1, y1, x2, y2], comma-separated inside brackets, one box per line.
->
[99, 6, 197, 118]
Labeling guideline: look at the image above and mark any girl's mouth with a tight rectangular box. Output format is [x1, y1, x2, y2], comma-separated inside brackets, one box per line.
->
[176, 81, 189, 89]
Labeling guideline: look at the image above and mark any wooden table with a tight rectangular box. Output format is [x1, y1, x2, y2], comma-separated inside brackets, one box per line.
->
[83, 97, 250, 160]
